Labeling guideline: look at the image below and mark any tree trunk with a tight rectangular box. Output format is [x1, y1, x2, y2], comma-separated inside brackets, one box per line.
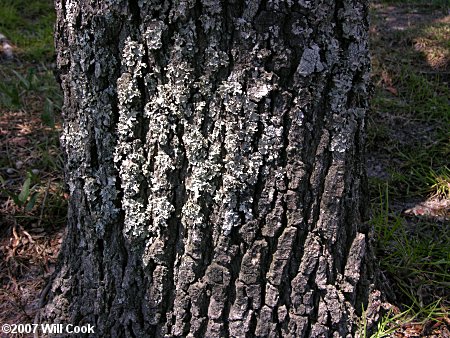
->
[41, 0, 380, 336]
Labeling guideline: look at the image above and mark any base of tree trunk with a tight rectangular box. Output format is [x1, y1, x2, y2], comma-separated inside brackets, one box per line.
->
[39, 0, 386, 336]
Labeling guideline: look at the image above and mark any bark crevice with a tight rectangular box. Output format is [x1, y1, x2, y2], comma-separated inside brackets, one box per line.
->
[41, 0, 381, 336]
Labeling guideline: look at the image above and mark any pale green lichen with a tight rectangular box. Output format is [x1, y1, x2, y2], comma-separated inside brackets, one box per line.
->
[114, 37, 152, 240]
[144, 21, 166, 50]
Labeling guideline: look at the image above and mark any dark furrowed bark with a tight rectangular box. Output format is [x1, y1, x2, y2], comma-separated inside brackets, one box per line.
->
[40, 0, 382, 337]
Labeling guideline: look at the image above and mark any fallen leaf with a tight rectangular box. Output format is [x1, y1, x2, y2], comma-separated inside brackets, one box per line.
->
[386, 86, 398, 96]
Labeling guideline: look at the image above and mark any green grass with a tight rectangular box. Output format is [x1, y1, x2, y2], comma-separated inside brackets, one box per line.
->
[0, 0, 61, 117]
[366, 1, 450, 335]
[369, 6, 450, 198]
[428, 166, 450, 198]
[0, 65, 62, 126]
[363, 185, 450, 336]
[0, 0, 55, 61]
[0, 0, 64, 230]
[360, 299, 448, 337]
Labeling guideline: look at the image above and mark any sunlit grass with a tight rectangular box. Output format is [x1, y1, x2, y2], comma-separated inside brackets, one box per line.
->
[365, 184, 450, 335]
[369, 5, 450, 198]
[367, 1, 450, 335]
[360, 299, 449, 337]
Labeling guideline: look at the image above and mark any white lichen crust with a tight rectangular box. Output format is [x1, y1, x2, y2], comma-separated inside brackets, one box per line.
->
[43, 0, 379, 337]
